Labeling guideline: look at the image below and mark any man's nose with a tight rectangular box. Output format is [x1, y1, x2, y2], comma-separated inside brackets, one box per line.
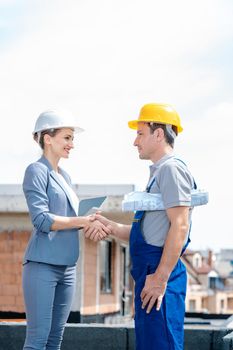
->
[133, 137, 138, 147]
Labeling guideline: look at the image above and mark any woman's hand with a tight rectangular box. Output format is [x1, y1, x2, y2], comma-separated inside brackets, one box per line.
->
[84, 213, 131, 242]
[93, 214, 114, 231]
[83, 216, 111, 241]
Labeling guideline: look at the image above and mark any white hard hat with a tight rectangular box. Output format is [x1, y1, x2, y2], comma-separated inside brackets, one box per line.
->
[33, 109, 84, 134]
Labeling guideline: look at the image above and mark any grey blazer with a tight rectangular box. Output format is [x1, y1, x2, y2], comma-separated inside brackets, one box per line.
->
[23, 156, 79, 266]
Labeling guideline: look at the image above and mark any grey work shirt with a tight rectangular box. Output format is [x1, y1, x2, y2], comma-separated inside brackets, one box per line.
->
[141, 153, 194, 247]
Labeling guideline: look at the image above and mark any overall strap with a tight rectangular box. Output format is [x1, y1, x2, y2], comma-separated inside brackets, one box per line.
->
[181, 222, 192, 256]
[146, 177, 156, 193]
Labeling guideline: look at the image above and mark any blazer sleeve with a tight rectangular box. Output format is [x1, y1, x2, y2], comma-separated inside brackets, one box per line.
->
[23, 162, 55, 233]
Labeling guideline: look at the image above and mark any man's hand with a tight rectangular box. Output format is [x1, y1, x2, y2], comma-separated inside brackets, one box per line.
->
[140, 272, 167, 313]
[94, 214, 113, 232]
[85, 213, 131, 242]
[83, 216, 111, 241]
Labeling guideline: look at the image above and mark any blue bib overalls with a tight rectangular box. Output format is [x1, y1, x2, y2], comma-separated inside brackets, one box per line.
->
[130, 174, 193, 350]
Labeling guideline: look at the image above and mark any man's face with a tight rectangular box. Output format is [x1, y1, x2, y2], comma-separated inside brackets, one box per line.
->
[133, 123, 157, 160]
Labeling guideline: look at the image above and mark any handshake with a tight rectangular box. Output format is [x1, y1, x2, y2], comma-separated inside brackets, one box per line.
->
[83, 213, 113, 242]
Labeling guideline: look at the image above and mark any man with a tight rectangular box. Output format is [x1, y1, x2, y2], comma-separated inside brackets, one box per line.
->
[85, 103, 195, 350]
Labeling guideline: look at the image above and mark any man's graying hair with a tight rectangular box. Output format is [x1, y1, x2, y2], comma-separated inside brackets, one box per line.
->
[34, 128, 61, 149]
[147, 123, 177, 148]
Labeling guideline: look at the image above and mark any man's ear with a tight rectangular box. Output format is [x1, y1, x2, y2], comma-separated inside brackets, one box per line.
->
[153, 128, 164, 142]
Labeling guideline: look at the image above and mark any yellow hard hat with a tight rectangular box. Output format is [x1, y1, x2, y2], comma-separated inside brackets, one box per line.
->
[128, 103, 183, 133]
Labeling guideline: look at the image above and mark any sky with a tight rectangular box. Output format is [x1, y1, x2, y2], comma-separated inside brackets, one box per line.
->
[0, 0, 233, 251]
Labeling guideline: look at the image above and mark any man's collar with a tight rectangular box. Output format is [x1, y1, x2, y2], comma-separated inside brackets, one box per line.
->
[149, 153, 174, 174]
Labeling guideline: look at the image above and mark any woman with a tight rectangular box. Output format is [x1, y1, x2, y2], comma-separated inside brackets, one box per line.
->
[22, 110, 110, 350]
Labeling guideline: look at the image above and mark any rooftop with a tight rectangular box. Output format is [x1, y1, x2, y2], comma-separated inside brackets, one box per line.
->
[0, 183, 135, 213]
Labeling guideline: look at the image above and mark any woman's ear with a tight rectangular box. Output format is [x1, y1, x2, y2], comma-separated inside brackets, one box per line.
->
[43, 134, 51, 146]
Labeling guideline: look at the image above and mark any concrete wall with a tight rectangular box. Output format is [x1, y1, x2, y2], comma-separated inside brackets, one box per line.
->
[0, 323, 232, 350]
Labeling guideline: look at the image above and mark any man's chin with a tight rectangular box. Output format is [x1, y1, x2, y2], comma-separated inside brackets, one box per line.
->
[138, 154, 146, 159]
[138, 152, 151, 160]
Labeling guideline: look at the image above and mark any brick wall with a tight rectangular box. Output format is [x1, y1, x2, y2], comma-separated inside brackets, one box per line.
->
[0, 231, 30, 313]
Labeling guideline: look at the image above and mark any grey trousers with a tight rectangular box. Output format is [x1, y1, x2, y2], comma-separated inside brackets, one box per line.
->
[22, 261, 76, 350]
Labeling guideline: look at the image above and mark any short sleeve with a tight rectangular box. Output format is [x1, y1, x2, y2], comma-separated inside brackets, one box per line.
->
[157, 161, 193, 209]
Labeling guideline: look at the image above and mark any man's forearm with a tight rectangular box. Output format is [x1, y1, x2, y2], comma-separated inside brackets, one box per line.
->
[111, 222, 132, 241]
[154, 207, 189, 283]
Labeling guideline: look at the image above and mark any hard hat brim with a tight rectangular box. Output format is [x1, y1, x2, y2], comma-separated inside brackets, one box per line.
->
[33, 125, 84, 135]
[128, 119, 183, 133]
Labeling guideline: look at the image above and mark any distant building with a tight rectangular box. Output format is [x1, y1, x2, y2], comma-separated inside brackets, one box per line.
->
[183, 249, 233, 314]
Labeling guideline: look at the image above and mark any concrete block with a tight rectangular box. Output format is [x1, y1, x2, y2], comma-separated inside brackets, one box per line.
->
[223, 331, 233, 350]
[127, 325, 136, 350]
[61, 324, 127, 350]
[212, 329, 233, 350]
[0, 324, 25, 350]
[184, 328, 213, 350]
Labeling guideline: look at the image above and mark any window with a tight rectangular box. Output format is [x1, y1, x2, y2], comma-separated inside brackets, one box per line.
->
[220, 299, 225, 311]
[189, 299, 196, 312]
[193, 254, 202, 269]
[120, 245, 132, 316]
[99, 240, 112, 293]
[209, 276, 224, 290]
[209, 277, 217, 289]
[227, 297, 233, 309]
[201, 297, 207, 310]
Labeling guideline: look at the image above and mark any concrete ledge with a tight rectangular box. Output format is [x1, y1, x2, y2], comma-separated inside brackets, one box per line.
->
[213, 329, 233, 350]
[63, 324, 129, 350]
[223, 331, 233, 350]
[0, 184, 134, 213]
[184, 328, 213, 350]
[0, 323, 25, 350]
[0, 323, 233, 350]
